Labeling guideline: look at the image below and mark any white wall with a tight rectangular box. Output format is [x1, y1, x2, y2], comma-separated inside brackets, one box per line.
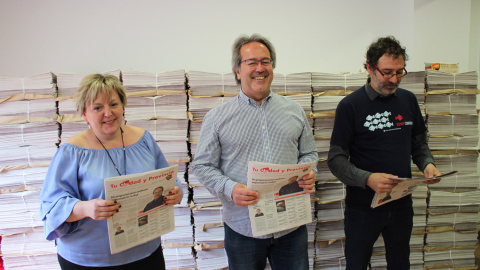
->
[0, 0, 478, 77]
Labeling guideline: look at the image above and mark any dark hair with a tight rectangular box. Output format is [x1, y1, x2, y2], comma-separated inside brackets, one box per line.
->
[364, 36, 409, 70]
[232, 33, 276, 85]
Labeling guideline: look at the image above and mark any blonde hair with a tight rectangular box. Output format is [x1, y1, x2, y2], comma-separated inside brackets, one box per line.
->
[75, 73, 127, 114]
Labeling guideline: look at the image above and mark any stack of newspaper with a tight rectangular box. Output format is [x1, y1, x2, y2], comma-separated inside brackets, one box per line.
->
[312, 96, 344, 114]
[401, 71, 426, 104]
[188, 164, 228, 270]
[0, 73, 54, 99]
[313, 240, 346, 269]
[161, 206, 196, 269]
[425, 70, 478, 92]
[424, 187, 480, 268]
[0, 73, 60, 270]
[285, 72, 312, 95]
[188, 96, 234, 122]
[122, 70, 185, 96]
[193, 205, 228, 269]
[187, 70, 237, 97]
[311, 72, 366, 96]
[285, 94, 313, 114]
[55, 72, 87, 98]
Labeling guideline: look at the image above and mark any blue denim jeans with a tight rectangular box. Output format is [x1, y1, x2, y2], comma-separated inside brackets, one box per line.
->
[344, 206, 414, 270]
[224, 223, 309, 270]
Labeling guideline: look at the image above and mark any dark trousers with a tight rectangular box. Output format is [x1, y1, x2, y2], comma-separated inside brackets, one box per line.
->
[57, 244, 165, 270]
[224, 223, 309, 270]
[344, 206, 414, 270]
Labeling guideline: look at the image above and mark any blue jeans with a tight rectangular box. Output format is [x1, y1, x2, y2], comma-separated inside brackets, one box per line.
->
[224, 223, 309, 270]
[344, 206, 414, 270]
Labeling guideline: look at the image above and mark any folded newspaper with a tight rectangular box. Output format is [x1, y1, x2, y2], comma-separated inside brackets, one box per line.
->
[247, 161, 316, 237]
[104, 165, 178, 254]
[371, 170, 458, 208]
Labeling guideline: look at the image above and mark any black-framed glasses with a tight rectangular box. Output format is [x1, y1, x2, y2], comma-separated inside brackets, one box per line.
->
[374, 64, 408, 79]
[241, 58, 273, 68]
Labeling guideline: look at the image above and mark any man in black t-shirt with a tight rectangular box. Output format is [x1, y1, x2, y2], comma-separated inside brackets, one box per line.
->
[328, 36, 442, 269]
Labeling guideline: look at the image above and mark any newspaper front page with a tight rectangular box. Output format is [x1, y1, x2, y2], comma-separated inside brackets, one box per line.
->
[247, 161, 316, 237]
[104, 165, 178, 254]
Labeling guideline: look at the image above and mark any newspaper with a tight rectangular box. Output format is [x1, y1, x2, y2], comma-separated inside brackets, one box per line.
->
[104, 165, 178, 254]
[425, 62, 459, 73]
[371, 170, 458, 208]
[247, 161, 316, 237]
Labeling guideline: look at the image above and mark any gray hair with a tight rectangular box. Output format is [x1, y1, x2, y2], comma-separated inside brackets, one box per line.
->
[231, 33, 276, 85]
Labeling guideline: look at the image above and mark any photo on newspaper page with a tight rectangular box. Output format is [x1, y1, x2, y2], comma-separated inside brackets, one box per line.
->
[104, 164, 178, 254]
[371, 170, 458, 208]
[247, 161, 316, 237]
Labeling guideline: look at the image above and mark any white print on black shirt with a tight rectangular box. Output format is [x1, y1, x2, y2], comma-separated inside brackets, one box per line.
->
[363, 111, 412, 132]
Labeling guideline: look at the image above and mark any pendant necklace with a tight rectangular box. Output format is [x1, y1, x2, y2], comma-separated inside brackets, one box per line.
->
[95, 127, 126, 176]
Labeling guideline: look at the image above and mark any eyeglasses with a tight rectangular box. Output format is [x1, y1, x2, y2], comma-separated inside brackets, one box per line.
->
[241, 58, 273, 68]
[374, 65, 408, 79]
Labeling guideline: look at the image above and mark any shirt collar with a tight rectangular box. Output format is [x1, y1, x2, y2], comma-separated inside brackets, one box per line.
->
[365, 77, 397, 101]
[238, 89, 273, 106]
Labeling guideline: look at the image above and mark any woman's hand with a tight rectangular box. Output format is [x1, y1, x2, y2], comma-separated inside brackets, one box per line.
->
[164, 186, 182, 205]
[67, 199, 121, 222]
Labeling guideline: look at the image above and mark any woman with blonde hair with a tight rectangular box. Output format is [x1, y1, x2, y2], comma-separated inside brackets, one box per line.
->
[40, 73, 182, 269]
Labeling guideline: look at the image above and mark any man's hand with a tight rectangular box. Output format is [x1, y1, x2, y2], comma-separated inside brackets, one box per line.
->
[367, 173, 400, 193]
[232, 184, 259, 206]
[298, 170, 315, 194]
[423, 163, 441, 184]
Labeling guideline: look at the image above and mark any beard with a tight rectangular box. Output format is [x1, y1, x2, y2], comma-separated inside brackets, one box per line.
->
[372, 79, 400, 97]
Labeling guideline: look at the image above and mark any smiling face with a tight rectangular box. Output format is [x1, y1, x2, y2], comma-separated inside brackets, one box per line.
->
[367, 54, 405, 97]
[236, 41, 274, 104]
[82, 90, 124, 141]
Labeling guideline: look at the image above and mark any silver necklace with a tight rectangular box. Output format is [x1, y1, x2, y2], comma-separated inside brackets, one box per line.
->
[94, 127, 126, 176]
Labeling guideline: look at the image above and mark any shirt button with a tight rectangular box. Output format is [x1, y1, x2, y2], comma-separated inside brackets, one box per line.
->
[265, 146, 269, 149]
[262, 126, 265, 129]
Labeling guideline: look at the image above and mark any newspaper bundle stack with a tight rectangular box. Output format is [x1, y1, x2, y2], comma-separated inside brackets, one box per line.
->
[285, 72, 312, 95]
[193, 206, 228, 270]
[161, 201, 195, 269]
[425, 70, 478, 92]
[121, 70, 189, 164]
[312, 94, 343, 158]
[313, 240, 346, 269]
[189, 163, 227, 270]
[121, 70, 185, 96]
[424, 184, 480, 268]
[56, 72, 88, 98]
[314, 180, 346, 268]
[401, 71, 426, 104]
[0, 73, 59, 269]
[311, 72, 366, 96]
[188, 96, 234, 122]
[187, 70, 237, 97]
[285, 94, 313, 115]
[427, 114, 479, 151]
